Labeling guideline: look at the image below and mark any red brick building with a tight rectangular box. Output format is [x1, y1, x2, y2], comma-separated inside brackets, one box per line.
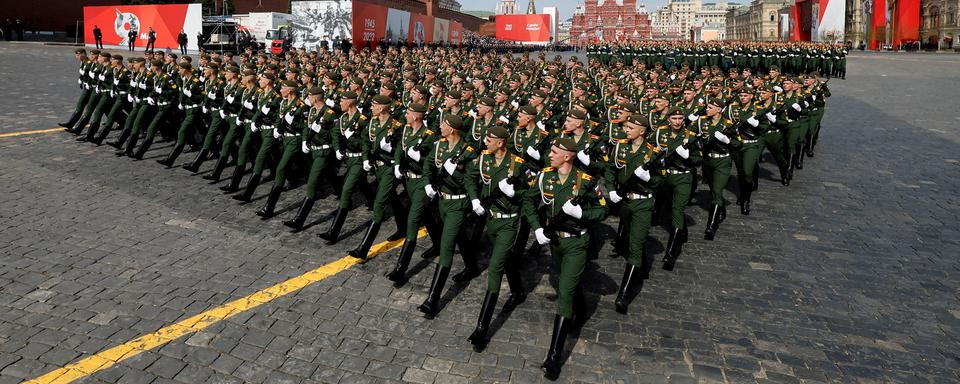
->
[569, 0, 652, 45]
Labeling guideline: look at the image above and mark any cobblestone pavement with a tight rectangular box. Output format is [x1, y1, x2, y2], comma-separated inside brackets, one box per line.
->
[1, 43, 959, 384]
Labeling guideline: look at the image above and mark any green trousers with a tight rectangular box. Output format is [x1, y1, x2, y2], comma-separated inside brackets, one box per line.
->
[200, 111, 225, 153]
[437, 198, 468, 268]
[88, 94, 114, 129]
[174, 108, 198, 147]
[140, 105, 172, 149]
[761, 131, 787, 169]
[702, 156, 732, 206]
[218, 117, 242, 159]
[304, 148, 332, 199]
[268, 136, 300, 189]
[338, 157, 364, 209]
[126, 104, 157, 146]
[71, 89, 92, 117]
[731, 140, 762, 192]
[619, 197, 654, 267]
[96, 97, 130, 138]
[485, 215, 520, 293]
[250, 128, 278, 180]
[549, 235, 588, 318]
[402, 176, 431, 242]
[784, 120, 806, 154]
[82, 91, 103, 118]
[369, 164, 395, 223]
[661, 172, 693, 229]
[806, 109, 824, 144]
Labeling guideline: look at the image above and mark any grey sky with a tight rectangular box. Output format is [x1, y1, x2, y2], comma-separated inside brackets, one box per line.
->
[464, 0, 670, 22]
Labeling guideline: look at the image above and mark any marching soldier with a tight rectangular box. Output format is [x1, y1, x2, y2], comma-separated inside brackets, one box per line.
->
[317, 91, 370, 244]
[60, 48, 94, 130]
[652, 107, 700, 270]
[282, 87, 340, 230]
[209, 68, 257, 183]
[693, 99, 739, 240]
[121, 59, 178, 160]
[158, 62, 204, 167]
[226, 72, 281, 199]
[254, 79, 309, 219]
[84, 54, 130, 145]
[184, 63, 229, 172]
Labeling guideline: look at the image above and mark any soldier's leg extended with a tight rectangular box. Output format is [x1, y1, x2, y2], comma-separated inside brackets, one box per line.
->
[79, 93, 113, 141]
[319, 159, 363, 243]
[663, 173, 692, 271]
[215, 119, 247, 185]
[91, 97, 127, 144]
[737, 141, 761, 214]
[541, 236, 587, 379]
[348, 165, 394, 259]
[284, 148, 331, 230]
[158, 108, 197, 167]
[61, 89, 92, 128]
[233, 129, 276, 201]
[418, 198, 468, 318]
[256, 137, 298, 218]
[110, 102, 141, 149]
[468, 216, 521, 351]
[704, 157, 731, 240]
[71, 92, 102, 135]
[386, 177, 438, 284]
[614, 196, 653, 314]
[132, 106, 171, 159]
[119, 105, 155, 156]
[794, 117, 810, 171]
[186, 112, 224, 172]
[762, 131, 789, 185]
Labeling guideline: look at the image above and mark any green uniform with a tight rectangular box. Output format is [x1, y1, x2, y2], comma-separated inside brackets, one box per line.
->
[651, 125, 700, 229]
[301, 104, 339, 199]
[89, 65, 131, 143]
[361, 113, 402, 223]
[604, 140, 662, 268]
[395, 122, 440, 243]
[692, 117, 740, 206]
[425, 137, 478, 268]
[266, 97, 309, 191]
[330, 108, 369, 209]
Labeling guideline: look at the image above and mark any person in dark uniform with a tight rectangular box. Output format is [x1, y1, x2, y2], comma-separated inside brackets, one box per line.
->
[127, 28, 137, 51]
[145, 27, 156, 52]
[93, 25, 103, 49]
[177, 30, 188, 55]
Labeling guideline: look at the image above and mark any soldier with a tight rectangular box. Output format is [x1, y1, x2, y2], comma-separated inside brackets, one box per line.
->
[210, 69, 258, 183]
[523, 137, 607, 379]
[282, 87, 340, 230]
[779, 77, 808, 183]
[225, 72, 281, 198]
[68, 51, 108, 136]
[694, 98, 739, 240]
[418, 114, 479, 318]
[108, 57, 149, 150]
[87, 55, 132, 145]
[60, 48, 93, 130]
[120, 59, 178, 160]
[755, 84, 790, 187]
[316, 91, 370, 244]
[253, 79, 309, 218]
[652, 107, 700, 270]
[157, 62, 204, 167]
[186, 64, 236, 173]
[464, 126, 530, 351]
[803, 72, 830, 158]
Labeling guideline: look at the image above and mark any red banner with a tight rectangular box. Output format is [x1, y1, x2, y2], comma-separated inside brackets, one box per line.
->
[409, 13, 435, 44]
[893, 0, 920, 46]
[495, 14, 550, 42]
[83, 4, 202, 50]
[869, 0, 886, 49]
[352, 1, 388, 47]
[449, 21, 463, 46]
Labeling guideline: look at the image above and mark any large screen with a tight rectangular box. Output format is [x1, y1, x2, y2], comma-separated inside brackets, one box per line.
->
[84, 4, 203, 50]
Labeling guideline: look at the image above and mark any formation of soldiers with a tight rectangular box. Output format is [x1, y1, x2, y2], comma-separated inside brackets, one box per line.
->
[587, 41, 848, 80]
[60, 41, 832, 379]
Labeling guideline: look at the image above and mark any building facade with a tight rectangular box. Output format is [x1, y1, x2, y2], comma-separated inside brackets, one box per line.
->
[569, 0, 653, 44]
[725, 0, 791, 40]
[650, 0, 732, 40]
[920, 0, 960, 48]
[496, 0, 519, 15]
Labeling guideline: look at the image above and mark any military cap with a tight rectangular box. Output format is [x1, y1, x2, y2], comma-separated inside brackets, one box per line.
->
[432, 80, 446, 89]
[508, 75, 521, 82]
[349, 76, 363, 86]
[132, 57, 146, 63]
[554, 137, 578, 152]
[341, 90, 358, 100]
[91, 49, 101, 55]
[608, 79, 622, 87]
[308, 86, 324, 96]
[472, 74, 486, 81]
[666, 107, 684, 116]
[281, 79, 299, 88]
[372, 95, 393, 105]
[425, 68, 438, 75]
[207, 62, 220, 70]
[760, 84, 776, 92]
[626, 114, 650, 128]
[414, 85, 430, 95]
[707, 98, 727, 108]
[99, 52, 111, 58]
[126, 57, 137, 63]
[266, 63, 279, 71]
[619, 102, 639, 114]
[262, 72, 278, 81]
[574, 99, 594, 110]
[408, 103, 428, 113]
[326, 72, 342, 82]
[478, 97, 496, 108]
[519, 105, 538, 116]
[545, 70, 559, 78]
[446, 90, 462, 100]
[769, 65, 780, 71]
[168, 53, 178, 59]
[496, 86, 512, 95]
[111, 54, 123, 61]
[574, 82, 591, 92]
[287, 67, 300, 75]
[462, 83, 476, 91]
[226, 65, 240, 74]
[532, 89, 549, 99]
[487, 126, 509, 139]
[568, 109, 587, 120]
[381, 82, 397, 91]
[151, 59, 163, 68]
[177, 62, 192, 70]
[75, 48, 86, 54]
[443, 114, 464, 131]
[738, 85, 755, 94]
[241, 69, 257, 77]
[808, 70, 821, 77]
[303, 70, 316, 78]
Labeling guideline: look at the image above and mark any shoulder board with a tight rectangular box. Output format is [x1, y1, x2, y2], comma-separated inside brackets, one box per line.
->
[617, 138, 629, 144]
[393, 121, 401, 127]
[439, 138, 448, 142]
[481, 149, 491, 155]
[359, 115, 367, 120]
[514, 156, 524, 163]
[297, 100, 305, 107]
[699, 116, 707, 120]
[192, 78, 199, 83]
[724, 119, 733, 124]
[590, 121, 600, 127]
[541, 167, 556, 172]
[580, 173, 593, 181]
[425, 129, 434, 135]
[465, 146, 475, 152]
[589, 134, 600, 139]
[325, 109, 334, 114]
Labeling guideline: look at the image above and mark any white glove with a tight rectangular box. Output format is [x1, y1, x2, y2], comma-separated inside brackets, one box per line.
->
[184, 89, 192, 97]
[146, 97, 155, 105]
[363, 160, 372, 171]
[284, 112, 294, 124]
[335, 151, 344, 160]
[497, 178, 515, 197]
[394, 165, 402, 179]
[534, 228, 550, 245]
[220, 110, 226, 119]
[305, 97, 312, 106]
[443, 158, 457, 175]
[525, 146, 540, 160]
[675, 145, 690, 159]
[609, 190, 622, 203]
[791, 103, 801, 111]
[765, 112, 776, 123]
[406, 146, 421, 161]
[226, 95, 235, 103]
[498, 115, 510, 124]
[576, 150, 591, 166]
[468, 110, 477, 118]
[310, 122, 321, 133]
[261, 105, 271, 114]
[343, 129, 354, 139]
[688, 113, 698, 122]
[236, 117, 242, 125]
[773, 86, 783, 93]
[634, 166, 651, 181]
[561, 200, 583, 219]
[510, 100, 519, 109]
[424, 184, 437, 199]
[379, 137, 392, 152]
[178, 104, 184, 111]
[536, 121, 546, 130]
[272, 129, 281, 139]
[812, 94, 817, 101]
[747, 116, 759, 127]
[202, 106, 208, 113]
[208, 92, 216, 100]
[251, 122, 259, 132]
[301, 142, 309, 153]
[127, 94, 133, 103]
[243, 101, 253, 109]
[471, 199, 485, 215]
[803, 101, 809, 108]
[713, 131, 730, 144]
[325, 98, 335, 108]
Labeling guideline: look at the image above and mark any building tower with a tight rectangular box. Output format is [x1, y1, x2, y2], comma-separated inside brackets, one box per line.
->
[527, 0, 537, 14]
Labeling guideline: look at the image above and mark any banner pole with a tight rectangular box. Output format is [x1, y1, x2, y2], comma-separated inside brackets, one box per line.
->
[75, 20, 79, 44]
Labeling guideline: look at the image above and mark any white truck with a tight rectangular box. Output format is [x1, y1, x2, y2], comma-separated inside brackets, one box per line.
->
[235, 12, 293, 47]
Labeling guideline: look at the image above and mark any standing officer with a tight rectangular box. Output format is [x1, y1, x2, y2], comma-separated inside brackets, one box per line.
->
[522, 137, 607, 379]
[316, 91, 369, 243]
[127, 28, 137, 52]
[177, 30, 188, 55]
[282, 87, 340, 230]
[93, 25, 103, 49]
[604, 114, 660, 314]
[145, 27, 157, 52]
[418, 114, 480, 318]
[464, 126, 530, 351]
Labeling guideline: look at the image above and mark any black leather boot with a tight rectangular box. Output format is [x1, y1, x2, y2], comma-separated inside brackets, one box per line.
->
[385, 238, 415, 285]
[183, 149, 208, 173]
[282, 197, 315, 230]
[157, 143, 184, 168]
[467, 291, 499, 352]
[795, 144, 804, 170]
[501, 262, 526, 312]
[204, 155, 229, 181]
[662, 227, 680, 271]
[255, 185, 282, 219]
[540, 315, 571, 380]
[132, 136, 154, 160]
[347, 220, 380, 259]
[613, 220, 627, 257]
[386, 199, 407, 241]
[614, 264, 639, 314]
[704, 204, 719, 240]
[418, 264, 450, 318]
[69, 114, 91, 135]
[232, 174, 260, 202]
[220, 163, 245, 192]
[59, 110, 82, 129]
[452, 232, 481, 282]
[317, 208, 348, 244]
[780, 165, 790, 186]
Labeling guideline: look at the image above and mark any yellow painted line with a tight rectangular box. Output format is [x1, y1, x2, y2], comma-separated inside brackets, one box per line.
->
[25, 228, 427, 384]
[0, 128, 64, 138]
